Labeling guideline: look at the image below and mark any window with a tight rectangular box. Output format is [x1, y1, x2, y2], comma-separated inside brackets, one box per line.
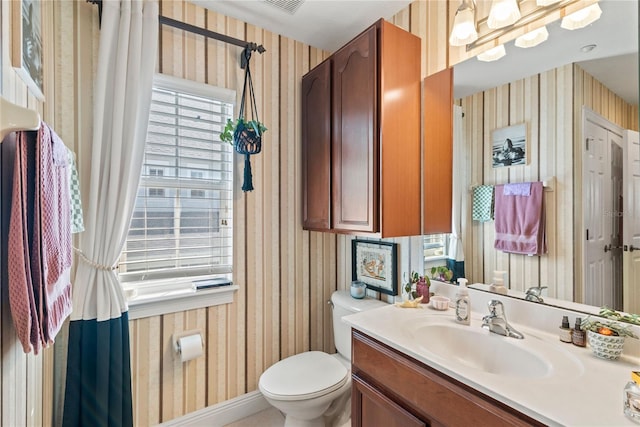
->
[423, 234, 448, 259]
[119, 74, 235, 286]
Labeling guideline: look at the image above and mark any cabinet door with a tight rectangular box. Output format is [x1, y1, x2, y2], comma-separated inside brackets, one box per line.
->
[302, 59, 332, 230]
[423, 68, 453, 234]
[332, 24, 378, 232]
[352, 376, 426, 427]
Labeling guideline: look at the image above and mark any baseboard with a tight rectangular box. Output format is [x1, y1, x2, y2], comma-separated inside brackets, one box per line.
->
[158, 390, 272, 427]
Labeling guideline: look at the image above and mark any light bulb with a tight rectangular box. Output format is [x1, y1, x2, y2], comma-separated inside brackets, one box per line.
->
[477, 45, 506, 62]
[515, 26, 549, 48]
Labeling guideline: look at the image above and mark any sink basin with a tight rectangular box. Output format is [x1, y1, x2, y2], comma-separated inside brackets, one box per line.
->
[409, 322, 584, 380]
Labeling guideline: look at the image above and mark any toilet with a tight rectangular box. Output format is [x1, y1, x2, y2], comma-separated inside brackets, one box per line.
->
[258, 290, 387, 427]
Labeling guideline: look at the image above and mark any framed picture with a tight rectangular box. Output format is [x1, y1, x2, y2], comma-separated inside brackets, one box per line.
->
[12, 0, 44, 101]
[491, 123, 527, 168]
[351, 239, 398, 296]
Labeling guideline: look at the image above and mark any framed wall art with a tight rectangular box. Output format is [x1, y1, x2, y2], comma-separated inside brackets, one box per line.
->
[491, 122, 527, 168]
[12, 0, 44, 101]
[351, 239, 398, 296]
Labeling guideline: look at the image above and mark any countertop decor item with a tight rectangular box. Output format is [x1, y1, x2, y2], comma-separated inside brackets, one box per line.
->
[350, 281, 367, 299]
[430, 295, 450, 311]
[581, 317, 638, 360]
[403, 271, 430, 302]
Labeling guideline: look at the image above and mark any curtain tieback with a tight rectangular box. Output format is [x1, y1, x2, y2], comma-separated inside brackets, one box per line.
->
[73, 247, 118, 271]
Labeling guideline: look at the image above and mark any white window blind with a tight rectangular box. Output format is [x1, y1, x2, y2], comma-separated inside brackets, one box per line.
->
[119, 76, 234, 283]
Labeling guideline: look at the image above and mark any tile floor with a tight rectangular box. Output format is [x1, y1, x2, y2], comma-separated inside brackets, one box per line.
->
[225, 407, 351, 427]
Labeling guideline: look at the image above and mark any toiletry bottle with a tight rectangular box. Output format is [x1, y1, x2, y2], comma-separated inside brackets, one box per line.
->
[572, 317, 586, 347]
[559, 316, 572, 343]
[489, 270, 508, 295]
[624, 371, 640, 423]
[455, 278, 470, 325]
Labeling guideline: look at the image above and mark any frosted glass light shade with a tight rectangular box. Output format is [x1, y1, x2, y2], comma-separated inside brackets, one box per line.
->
[477, 45, 506, 62]
[536, 0, 561, 5]
[449, 8, 478, 46]
[488, 0, 521, 29]
[515, 26, 549, 48]
[561, 3, 602, 30]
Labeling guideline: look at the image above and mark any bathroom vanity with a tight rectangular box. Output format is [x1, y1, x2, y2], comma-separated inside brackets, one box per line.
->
[344, 282, 640, 426]
[351, 330, 542, 426]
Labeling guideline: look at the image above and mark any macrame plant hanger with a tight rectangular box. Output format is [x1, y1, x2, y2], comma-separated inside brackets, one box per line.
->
[234, 48, 263, 192]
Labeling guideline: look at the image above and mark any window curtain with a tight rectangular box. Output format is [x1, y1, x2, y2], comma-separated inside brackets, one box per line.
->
[62, 1, 158, 426]
[447, 105, 465, 281]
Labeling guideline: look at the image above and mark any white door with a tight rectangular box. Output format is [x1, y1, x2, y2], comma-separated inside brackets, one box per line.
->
[623, 130, 640, 314]
[610, 133, 623, 310]
[583, 119, 612, 307]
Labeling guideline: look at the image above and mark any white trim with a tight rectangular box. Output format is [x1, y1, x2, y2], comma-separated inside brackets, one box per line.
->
[127, 285, 239, 320]
[158, 390, 272, 427]
[153, 73, 236, 104]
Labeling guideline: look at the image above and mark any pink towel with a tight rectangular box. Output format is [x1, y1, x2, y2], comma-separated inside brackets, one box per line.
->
[494, 182, 546, 256]
[7, 123, 72, 354]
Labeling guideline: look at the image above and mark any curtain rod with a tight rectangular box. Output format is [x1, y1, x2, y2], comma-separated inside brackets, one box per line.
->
[86, 1, 266, 68]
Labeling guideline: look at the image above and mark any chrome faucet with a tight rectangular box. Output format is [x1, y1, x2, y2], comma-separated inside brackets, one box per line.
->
[525, 286, 547, 303]
[481, 300, 524, 339]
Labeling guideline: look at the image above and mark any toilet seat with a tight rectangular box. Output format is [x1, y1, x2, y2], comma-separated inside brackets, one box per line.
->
[259, 351, 349, 401]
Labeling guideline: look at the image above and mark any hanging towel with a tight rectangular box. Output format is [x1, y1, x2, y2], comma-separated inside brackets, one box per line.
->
[7, 123, 73, 353]
[472, 185, 494, 222]
[503, 182, 531, 196]
[494, 182, 546, 256]
[67, 149, 85, 233]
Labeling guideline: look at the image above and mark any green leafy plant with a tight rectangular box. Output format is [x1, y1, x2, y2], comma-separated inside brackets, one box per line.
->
[429, 266, 454, 283]
[580, 317, 638, 339]
[403, 271, 430, 299]
[598, 307, 640, 326]
[220, 118, 267, 145]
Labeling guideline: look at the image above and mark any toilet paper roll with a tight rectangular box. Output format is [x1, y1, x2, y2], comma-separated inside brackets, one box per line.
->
[177, 334, 203, 362]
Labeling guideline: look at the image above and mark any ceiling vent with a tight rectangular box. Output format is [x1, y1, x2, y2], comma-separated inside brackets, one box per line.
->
[262, 0, 304, 15]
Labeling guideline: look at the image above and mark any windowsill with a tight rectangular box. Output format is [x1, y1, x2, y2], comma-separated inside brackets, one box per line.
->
[126, 278, 238, 320]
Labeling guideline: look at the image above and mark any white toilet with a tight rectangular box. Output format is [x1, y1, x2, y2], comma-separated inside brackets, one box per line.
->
[258, 290, 387, 427]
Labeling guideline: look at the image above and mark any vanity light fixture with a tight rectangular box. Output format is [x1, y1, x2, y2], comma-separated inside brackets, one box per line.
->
[560, 3, 602, 30]
[477, 44, 506, 62]
[487, 0, 521, 29]
[514, 26, 549, 48]
[449, 0, 478, 46]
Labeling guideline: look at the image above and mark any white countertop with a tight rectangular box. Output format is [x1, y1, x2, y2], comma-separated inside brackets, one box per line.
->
[343, 287, 640, 426]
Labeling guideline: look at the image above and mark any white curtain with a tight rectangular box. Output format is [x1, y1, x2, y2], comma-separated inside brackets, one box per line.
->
[448, 105, 465, 263]
[72, 0, 158, 321]
[62, 1, 158, 425]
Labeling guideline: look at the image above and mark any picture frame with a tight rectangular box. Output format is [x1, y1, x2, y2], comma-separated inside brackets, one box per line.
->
[351, 239, 398, 296]
[491, 122, 527, 168]
[12, 0, 44, 101]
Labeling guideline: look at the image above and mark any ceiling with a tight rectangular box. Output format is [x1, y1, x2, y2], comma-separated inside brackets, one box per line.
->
[192, 0, 638, 106]
[190, 0, 413, 52]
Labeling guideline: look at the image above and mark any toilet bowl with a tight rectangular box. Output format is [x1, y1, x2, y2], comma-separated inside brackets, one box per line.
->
[258, 290, 387, 427]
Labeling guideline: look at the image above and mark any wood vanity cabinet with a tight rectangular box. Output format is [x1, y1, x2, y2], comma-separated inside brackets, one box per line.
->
[351, 330, 545, 427]
[301, 19, 421, 237]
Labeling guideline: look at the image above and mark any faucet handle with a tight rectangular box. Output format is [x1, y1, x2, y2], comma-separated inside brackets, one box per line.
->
[487, 299, 504, 317]
[525, 286, 547, 296]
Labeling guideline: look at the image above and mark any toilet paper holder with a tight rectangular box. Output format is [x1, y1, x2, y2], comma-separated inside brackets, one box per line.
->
[173, 330, 204, 361]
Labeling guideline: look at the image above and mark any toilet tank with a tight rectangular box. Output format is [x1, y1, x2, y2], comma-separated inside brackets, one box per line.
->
[331, 290, 387, 360]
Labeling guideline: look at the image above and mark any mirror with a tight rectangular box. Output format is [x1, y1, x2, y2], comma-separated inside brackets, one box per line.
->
[429, 0, 639, 314]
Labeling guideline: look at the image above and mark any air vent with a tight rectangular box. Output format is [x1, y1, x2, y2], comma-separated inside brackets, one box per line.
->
[263, 0, 304, 15]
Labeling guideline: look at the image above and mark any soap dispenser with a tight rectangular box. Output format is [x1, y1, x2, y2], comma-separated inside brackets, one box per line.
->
[489, 270, 508, 295]
[455, 278, 470, 325]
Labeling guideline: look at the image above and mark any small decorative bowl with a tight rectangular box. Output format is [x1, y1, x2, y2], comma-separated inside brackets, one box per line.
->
[430, 295, 450, 311]
[587, 330, 626, 360]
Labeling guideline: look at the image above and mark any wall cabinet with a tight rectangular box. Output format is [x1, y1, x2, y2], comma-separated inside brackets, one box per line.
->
[351, 330, 545, 427]
[301, 19, 421, 237]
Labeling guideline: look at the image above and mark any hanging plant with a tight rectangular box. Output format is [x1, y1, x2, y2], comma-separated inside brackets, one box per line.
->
[220, 49, 267, 192]
[220, 118, 267, 146]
